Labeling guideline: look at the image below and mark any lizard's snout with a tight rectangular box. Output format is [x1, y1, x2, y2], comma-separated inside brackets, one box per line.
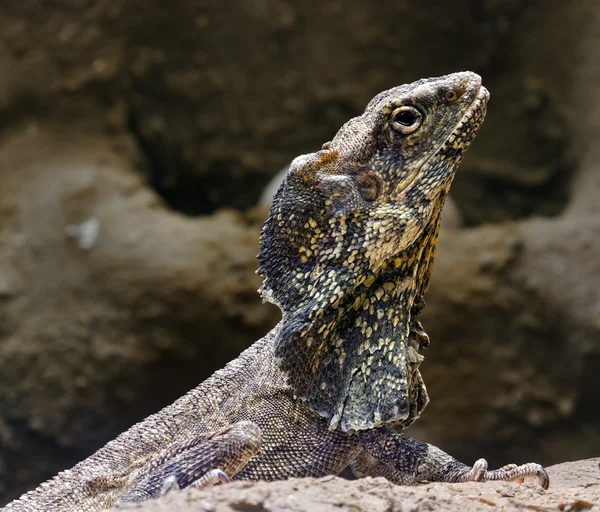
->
[442, 71, 483, 106]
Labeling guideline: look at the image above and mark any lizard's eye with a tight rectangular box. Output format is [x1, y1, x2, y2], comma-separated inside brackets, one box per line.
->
[390, 106, 422, 135]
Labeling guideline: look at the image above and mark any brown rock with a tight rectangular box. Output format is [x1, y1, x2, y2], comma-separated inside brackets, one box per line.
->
[114, 458, 600, 512]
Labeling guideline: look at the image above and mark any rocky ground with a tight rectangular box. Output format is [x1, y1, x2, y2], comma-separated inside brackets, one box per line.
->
[117, 458, 600, 512]
[1, 0, 600, 507]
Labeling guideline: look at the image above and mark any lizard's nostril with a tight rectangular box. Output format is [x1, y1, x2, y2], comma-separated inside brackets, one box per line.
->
[445, 89, 459, 103]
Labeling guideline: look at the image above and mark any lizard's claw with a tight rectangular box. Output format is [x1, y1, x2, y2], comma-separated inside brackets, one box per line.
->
[466, 458, 549, 490]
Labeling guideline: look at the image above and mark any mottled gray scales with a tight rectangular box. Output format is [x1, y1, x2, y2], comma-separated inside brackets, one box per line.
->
[3, 72, 549, 512]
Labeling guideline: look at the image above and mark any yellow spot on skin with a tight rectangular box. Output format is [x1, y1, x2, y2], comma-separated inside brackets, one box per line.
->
[308, 218, 317, 228]
[383, 282, 395, 292]
[320, 381, 327, 390]
[306, 337, 313, 347]
[364, 275, 375, 287]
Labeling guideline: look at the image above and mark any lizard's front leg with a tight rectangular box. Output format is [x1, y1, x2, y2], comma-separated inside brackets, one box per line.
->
[118, 421, 261, 503]
[352, 427, 549, 489]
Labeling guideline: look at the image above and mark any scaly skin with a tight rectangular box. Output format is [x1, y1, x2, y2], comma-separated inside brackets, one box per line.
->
[3, 72, 548, 512]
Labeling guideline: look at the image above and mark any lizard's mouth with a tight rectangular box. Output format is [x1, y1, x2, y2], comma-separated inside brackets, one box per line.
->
[434, 84, 490, 164]
[446, 84, 490, 149]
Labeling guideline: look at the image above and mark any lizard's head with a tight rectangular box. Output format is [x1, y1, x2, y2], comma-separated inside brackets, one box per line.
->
[258, 72, 489, 432]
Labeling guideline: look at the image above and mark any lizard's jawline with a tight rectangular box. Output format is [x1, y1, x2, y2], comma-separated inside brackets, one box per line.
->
[426, 85, 487, 164]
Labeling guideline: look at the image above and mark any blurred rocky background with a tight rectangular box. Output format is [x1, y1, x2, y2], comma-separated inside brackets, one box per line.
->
[1, 0, 599, 506]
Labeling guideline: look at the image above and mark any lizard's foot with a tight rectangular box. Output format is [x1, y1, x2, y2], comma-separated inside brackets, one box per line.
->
[160, 468, 230, 495]
[189, 468, 231, 489]
[463, 458, 549, 489]
[119, 421, 261, 503]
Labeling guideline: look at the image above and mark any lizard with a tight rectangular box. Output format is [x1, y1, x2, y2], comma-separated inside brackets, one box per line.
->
[2, 71, 549, 512]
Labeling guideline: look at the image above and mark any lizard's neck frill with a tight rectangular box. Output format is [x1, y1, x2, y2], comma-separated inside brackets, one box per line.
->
[273, 250, 431, 432]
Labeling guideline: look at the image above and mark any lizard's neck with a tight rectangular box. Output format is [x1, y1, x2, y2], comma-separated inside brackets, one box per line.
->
[274, 214, 441, 432]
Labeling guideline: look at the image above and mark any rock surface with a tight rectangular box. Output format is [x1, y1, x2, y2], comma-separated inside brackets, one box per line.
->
[116, 458, 600, 512]
[0, 123, 277, 502]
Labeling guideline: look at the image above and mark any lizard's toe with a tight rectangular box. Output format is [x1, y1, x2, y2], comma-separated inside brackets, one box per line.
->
[160, 475, 180, 496]
[469, 458, 488, 481]
[482, 461, 549, 489]
[191, 468, 231, 489]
